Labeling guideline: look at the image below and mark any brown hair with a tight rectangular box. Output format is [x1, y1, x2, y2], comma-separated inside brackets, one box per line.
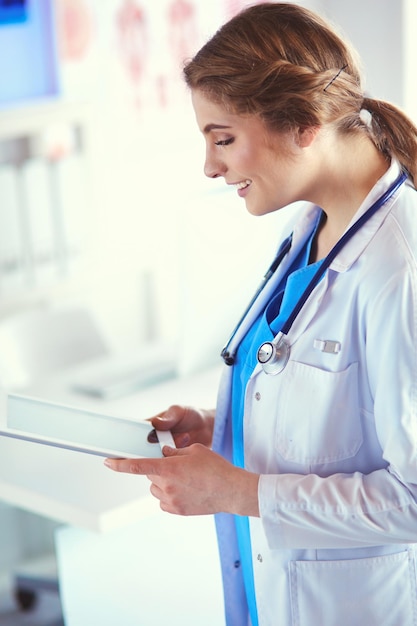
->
[183, 2, 417, 185]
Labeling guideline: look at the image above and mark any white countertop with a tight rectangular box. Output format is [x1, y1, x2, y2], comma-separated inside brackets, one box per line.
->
[0, 366, 222, 532]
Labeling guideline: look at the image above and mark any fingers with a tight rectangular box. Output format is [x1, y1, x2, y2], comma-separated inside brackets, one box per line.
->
[104, 444, 180, 474]
[147, 406, 183, 444]
[104, 456, 162, 475]
[147, 427, 190, 447]
[150, 406, 183, 430]
[161, 445, 180, 457]
[170, 432, 191, 448]
[105, 445, 241, 516]
[146, 407, 182, 442]
[149, 406, 193, 448]
[147, 428, 159, 444]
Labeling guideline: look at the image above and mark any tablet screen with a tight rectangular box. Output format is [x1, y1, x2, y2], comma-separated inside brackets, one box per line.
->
[1, 393, 169, 458]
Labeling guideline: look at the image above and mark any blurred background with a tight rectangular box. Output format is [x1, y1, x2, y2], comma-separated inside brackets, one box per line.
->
[0, 0, 415, 622]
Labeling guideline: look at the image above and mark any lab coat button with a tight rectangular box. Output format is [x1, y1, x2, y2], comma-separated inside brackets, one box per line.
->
[255, 392, 261, 401]
[234, 560, 241, 569]
[257, 553, 263, 563]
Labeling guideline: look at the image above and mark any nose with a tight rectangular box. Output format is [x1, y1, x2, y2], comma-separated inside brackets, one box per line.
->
[204, 146, 226, 179]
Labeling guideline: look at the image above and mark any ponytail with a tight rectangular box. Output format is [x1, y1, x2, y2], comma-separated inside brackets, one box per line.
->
[361, 97, 417, 187]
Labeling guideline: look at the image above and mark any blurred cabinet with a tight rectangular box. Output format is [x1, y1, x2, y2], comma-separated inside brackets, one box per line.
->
[0, 99, 91, 314]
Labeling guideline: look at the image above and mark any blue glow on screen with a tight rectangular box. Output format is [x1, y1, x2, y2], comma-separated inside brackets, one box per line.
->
[0, 0, 28, 25]
[0, 0, 60, 104]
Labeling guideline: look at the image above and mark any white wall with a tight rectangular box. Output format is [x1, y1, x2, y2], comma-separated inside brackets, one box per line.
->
[323, 0, 404, 106]
[404, 0, 417, 118]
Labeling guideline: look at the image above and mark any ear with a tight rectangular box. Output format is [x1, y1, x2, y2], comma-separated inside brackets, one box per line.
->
[296, 126, 320, 148]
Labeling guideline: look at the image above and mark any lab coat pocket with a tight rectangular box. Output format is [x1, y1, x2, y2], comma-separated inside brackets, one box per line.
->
[276, 361, 362, 464]
[289, 551, 417, 626]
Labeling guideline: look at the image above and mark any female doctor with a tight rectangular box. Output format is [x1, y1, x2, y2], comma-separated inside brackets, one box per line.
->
[105, 3, 417, 625]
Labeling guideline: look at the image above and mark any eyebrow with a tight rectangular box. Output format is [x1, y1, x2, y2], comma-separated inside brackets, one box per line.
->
[203, 123, 232, 134]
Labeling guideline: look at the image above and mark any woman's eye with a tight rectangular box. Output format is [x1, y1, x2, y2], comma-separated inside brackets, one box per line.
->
[214, 137, 234, 146]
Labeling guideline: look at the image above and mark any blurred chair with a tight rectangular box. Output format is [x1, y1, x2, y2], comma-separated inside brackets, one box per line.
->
[0, 305, 109, 390]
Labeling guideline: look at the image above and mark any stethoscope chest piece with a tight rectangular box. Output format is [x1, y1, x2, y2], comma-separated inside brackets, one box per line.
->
[257, 334, 290, 375]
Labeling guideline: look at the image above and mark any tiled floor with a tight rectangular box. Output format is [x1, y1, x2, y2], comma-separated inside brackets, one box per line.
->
[0, 582, 64, 626]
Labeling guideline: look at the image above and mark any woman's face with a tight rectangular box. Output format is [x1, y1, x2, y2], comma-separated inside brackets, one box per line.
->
[191, 89, 311, 216]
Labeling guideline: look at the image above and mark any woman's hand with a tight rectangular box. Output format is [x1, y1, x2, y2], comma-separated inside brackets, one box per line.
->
[105, 443, 260, 517]
[148, 404, 215, 449]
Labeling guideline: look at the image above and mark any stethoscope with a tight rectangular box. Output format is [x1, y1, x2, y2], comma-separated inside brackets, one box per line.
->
[220, 171, 407, 374]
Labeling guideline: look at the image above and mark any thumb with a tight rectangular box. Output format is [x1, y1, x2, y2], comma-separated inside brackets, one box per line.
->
[161, 444, 182, 457]
[151, 412, 178, 429]
[153, 416, 174, 429]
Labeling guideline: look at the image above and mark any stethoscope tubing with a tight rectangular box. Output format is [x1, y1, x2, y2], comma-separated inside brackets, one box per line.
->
[221, 171, 407, 367]
[279, 170, 407, 336]
[220, 234, 292, 365]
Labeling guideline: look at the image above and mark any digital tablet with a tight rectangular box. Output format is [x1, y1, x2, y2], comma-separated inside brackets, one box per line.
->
[0, 393, 175, 458]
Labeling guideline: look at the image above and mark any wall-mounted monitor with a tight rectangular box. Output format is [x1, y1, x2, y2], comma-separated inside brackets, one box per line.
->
[0, 0, 59, 105]
[0, 1, 28, 26]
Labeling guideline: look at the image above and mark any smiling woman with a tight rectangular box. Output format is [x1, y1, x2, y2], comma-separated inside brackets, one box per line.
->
[105, 4, 417, 626]
[191, 88, 319, 217]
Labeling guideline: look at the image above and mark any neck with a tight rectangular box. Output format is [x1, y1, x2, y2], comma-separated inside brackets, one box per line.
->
[307, 132, 390, 261]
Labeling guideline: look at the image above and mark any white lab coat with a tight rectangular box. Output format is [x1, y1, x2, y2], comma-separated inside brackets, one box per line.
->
[213, 159, 417, 626]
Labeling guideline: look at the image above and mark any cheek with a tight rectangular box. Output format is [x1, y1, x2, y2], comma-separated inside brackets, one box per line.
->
[235, 145, 263, 174]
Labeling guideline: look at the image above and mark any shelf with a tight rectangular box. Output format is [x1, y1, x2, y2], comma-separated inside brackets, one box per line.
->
[0, 98, 91, 141]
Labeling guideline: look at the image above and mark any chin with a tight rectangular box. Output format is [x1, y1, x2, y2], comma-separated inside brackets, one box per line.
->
[244, 199, 264, 216]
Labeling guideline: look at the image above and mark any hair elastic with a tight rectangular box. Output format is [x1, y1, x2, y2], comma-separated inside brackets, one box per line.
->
[359, 107, 372, 127]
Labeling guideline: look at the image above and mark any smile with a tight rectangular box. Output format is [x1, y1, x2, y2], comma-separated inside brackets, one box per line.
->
[233, 179, 252, 190]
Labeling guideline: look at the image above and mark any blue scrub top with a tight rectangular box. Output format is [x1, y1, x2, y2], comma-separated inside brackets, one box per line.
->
[231, 216, 324, 625]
